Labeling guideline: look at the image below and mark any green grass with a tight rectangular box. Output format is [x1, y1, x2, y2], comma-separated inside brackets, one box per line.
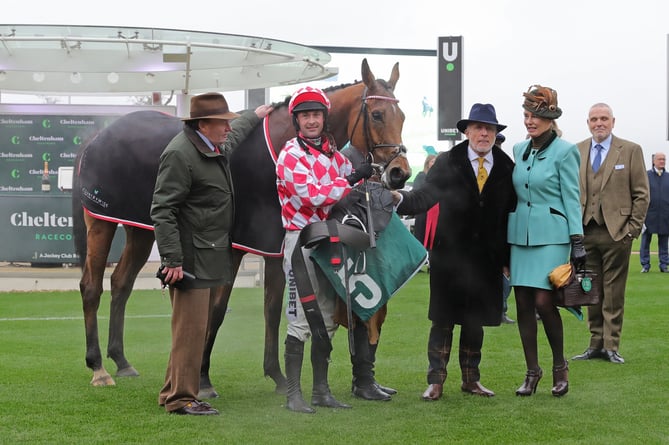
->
[1, 250, 668, 444]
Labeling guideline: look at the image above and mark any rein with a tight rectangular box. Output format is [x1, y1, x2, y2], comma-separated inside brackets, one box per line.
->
[349, 88, 407, 172]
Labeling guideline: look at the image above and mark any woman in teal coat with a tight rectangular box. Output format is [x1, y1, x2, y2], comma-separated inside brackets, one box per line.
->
[507, 85, 586, 397]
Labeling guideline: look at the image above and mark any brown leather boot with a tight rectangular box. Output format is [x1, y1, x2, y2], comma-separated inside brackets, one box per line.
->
[551, 361, 569, 397]
[515, 368, 542, 396]
[421, 383, 443, 401]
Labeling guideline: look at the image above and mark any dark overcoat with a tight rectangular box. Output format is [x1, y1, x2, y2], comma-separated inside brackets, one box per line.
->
[397, 140, 516, 326]
[644, 169, 669, 235]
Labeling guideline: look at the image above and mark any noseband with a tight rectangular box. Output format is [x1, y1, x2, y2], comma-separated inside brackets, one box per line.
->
[349, 88, 407, 172]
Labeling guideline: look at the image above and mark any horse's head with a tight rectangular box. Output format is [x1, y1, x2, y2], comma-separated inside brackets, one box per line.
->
[348, 58, 411, 190]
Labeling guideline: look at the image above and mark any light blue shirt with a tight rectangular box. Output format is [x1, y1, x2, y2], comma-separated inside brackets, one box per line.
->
[196, 129, 218, 152]
[590, 135, 612, 167]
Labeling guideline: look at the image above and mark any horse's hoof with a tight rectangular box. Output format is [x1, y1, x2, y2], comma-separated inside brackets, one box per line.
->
[91, 368, 116, 387]
[272, 376, 288, 395]
[198, 386, 219, 400]
[116, 366, 140, 378]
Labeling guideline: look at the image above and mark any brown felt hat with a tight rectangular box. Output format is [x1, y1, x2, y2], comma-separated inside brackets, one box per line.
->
[182, 92, 240, 121]
[522, 85, 562, 119]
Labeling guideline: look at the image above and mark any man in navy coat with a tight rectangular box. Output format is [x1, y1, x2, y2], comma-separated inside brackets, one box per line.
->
[640, 152, 669, 272]
[394, 103, 516, 400]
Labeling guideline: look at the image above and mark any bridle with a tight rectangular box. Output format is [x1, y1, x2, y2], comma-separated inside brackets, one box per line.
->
[348, 87, 407, 173]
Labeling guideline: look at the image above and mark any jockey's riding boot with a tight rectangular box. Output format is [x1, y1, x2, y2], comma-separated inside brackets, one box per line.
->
[311, 342, 351, 409]
[351, 323, 391, 401]
[284, 335, 315, 414]
[368, 341, 397, 395]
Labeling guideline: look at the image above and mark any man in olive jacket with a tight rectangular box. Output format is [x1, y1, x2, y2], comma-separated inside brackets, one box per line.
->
[152, 93, 272, 415]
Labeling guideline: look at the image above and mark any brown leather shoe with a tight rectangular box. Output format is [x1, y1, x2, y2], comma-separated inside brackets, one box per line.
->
[461, 381, 495, 397]
[171, 400, 219, 415]
[421, 383, 443, 401]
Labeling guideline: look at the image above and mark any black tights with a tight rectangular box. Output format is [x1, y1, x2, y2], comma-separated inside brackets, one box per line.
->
[514, 286, 565, 371]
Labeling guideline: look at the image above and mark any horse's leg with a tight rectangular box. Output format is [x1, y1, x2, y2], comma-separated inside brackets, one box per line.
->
[80, 215, 116, 386]
[263, 256, 287, 393]
[198, 250, 243, 399]
[107, 226, 154, 378]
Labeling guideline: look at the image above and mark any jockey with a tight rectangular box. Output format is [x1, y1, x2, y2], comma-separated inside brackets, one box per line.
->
[276, 86, 373, 413]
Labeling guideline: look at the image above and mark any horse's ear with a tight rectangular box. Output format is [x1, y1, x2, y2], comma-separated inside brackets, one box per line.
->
[388, 62, 400, 91]
[361, 58, 376, 89]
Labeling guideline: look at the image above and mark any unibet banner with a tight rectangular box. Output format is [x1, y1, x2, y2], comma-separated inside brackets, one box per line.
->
[311, 213, 428, 321]
[438, 36, 463, 141]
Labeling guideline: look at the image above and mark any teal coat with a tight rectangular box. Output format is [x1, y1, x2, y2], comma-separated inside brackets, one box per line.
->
[508, 137, 583, 247]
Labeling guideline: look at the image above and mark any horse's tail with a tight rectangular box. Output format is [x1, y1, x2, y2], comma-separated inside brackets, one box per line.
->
[72, 147, 87, 270]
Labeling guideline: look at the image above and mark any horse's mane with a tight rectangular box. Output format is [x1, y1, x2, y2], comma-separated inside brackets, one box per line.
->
[270, 81, 367, 110]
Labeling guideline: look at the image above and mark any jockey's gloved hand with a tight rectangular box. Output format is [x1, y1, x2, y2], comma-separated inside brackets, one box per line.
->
[570, 235, 587, 270]
[346, 163, 374, 186]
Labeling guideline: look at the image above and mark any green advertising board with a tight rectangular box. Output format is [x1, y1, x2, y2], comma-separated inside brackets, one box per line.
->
[0, 104, 174, 264]
[0, 195, 125, 263]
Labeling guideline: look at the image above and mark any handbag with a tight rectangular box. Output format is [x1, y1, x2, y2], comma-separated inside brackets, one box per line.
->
[548, 263, 600, 307]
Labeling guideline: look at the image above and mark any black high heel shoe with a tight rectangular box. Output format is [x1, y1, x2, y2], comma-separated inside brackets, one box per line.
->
[551, 361, 569, 397]
[516, 368, 543, 396]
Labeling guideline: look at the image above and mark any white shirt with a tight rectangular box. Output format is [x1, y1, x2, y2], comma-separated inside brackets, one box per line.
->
[468, 147, 493, 176]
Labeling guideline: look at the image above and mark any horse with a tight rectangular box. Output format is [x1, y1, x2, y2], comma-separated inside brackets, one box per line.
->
[72, 58, 411, 397]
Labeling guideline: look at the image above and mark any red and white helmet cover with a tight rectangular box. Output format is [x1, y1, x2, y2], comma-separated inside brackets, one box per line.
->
[288, 86, 331, 114]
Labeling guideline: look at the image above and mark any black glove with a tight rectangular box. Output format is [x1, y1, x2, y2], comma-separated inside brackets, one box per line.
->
[346, 163, 374, 186]
[570, 235, 587, 270]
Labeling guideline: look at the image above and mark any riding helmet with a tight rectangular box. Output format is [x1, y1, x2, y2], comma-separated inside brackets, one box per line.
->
[288, 86, 331, 114]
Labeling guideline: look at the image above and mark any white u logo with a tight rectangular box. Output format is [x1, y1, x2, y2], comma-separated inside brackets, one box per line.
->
[442, 41, 458, 62]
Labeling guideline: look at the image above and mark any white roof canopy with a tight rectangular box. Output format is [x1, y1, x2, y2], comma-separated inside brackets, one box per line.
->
[0, 24, 337, 94]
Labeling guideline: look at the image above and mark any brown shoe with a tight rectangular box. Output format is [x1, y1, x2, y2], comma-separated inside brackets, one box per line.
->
[171, 400, 219, 415]
[421, 383, 443, 401]
[461, 381, 495, 397]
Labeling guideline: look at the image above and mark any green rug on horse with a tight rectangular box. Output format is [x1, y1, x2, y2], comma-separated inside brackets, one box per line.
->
[311, 213, 427, 321]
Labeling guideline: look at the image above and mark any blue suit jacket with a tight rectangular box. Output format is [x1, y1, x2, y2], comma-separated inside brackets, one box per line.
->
[507, 137, 582, 246]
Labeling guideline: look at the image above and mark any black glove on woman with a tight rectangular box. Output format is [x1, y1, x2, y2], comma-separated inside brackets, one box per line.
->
[570, 235, 587, 270]
[346, 163, 374, 186]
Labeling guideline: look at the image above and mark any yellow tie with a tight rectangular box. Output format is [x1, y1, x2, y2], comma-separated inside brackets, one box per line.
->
[477, 157, 488, 192]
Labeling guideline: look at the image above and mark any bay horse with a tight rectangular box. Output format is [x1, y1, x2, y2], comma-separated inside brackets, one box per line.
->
[72, 59, 411, 397]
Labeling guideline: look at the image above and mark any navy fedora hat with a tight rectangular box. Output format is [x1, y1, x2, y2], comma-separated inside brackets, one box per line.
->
[456, 103, 507, 133]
